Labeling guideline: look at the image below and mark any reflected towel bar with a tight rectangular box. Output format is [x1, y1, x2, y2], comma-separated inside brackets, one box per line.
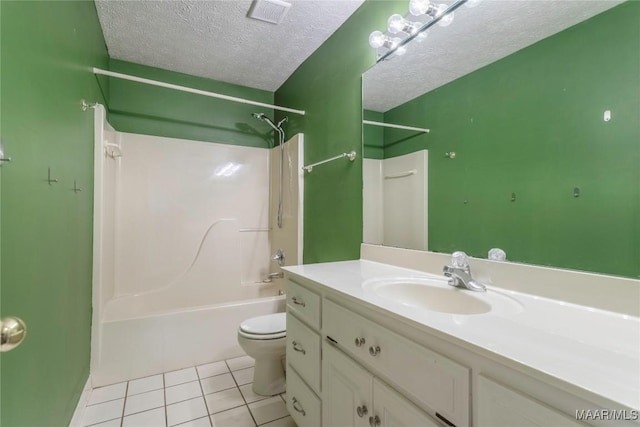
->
[363, 120, 430, 133]
[384, 169, 417, 179]
[302, 150, 357, 173]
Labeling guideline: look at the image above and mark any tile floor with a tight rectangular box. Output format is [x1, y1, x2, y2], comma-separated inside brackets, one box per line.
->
[81, 355, 296, 427]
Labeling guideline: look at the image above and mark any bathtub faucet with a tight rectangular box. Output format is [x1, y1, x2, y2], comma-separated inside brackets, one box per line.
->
[443, 251, 486, 292]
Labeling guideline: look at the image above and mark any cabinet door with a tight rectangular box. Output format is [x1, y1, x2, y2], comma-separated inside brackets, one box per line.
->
[372, 379, 440, 427]
[477, 375, 583, 427]
[323, 343, 373, 427]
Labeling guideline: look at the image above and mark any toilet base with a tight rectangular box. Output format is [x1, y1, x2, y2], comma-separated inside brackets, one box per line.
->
[252, 357, 286, 396]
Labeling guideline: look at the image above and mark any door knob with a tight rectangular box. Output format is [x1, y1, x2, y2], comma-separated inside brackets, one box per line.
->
[1, 317, 27, 352]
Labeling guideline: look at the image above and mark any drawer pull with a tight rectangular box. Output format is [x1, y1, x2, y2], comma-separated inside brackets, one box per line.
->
[292, 340, 306, 355]
[369, 415, 381, 426]
[369, 345, 381, 356]
[357, 405, 368, 417]
[292, 397, 306, 416]
[291, 296, 306, 307]
[354, 337, 366, 347]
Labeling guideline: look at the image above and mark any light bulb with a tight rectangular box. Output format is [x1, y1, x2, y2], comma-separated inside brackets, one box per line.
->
[387, 14, 406, 34]
[389, 36, 402, 50]
[368, 30, 386, 49]
[436, 3, 454, 26]
[409, 0, 431, 16]
[395, 45, 407, 56]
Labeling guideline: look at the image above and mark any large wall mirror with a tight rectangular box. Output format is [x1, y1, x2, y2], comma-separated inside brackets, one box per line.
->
[362, 0, 639, 279]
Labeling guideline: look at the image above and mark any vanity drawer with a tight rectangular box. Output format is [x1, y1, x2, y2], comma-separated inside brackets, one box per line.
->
[287, 365, 322, 427]
[287, 313, 321, 394]
[323, 299, 470, 427]
[286, 279, 321, 329]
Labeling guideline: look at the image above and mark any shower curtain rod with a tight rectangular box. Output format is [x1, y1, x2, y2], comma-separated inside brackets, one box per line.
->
[92, 68, 306, 116]
[363, 120, 430, 133]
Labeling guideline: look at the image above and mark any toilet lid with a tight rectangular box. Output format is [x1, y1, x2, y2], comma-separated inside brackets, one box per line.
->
[239, 312, 286, 335]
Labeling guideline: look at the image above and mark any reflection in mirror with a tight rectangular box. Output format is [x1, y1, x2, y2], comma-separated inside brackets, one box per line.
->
[362, 1, 639, 278]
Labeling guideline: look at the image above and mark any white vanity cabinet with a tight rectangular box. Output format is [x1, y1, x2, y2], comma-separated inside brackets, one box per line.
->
[323, 343, 439, 427]
[285, 279, 322, 426]
[477, 376, 584, 427]
[323, 298, 469, 427]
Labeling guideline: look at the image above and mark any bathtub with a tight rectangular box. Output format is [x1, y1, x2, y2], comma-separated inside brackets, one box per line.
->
[91, 293, 285, 387]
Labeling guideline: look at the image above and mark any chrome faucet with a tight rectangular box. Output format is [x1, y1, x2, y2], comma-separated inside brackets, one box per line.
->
[443, 251, 487, 292]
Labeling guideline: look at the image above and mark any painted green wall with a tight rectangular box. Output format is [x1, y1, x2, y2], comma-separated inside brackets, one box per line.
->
[363, 109, 385, 159]
[275, 0, 405, 263]
[382, 2, 640, 278]
[0, 1, 108, 425]
[108, 59, 275, 148]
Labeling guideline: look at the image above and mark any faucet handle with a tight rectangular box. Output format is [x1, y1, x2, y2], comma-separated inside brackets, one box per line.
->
[451, 251, 469, 269]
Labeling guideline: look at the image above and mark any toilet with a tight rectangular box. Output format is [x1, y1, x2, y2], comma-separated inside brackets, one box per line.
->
[237, 312, 287, 396]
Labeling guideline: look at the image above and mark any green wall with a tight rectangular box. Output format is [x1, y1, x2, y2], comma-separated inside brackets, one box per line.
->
[381, 2, 640, 278]
[0, 1, 108, 425]
[275, 0, 405, 263]
[108, 59, 275, 148]
[363, 109, 385, 159]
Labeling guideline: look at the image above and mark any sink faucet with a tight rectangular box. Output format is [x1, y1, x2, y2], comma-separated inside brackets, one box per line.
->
[443, 251, 487, 292]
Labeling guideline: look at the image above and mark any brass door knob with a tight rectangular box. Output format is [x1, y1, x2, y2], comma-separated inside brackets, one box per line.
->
[1, 317, 27, 352]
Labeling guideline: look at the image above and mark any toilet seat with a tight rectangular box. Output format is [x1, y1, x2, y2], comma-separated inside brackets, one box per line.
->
[238, 312, 286, 340]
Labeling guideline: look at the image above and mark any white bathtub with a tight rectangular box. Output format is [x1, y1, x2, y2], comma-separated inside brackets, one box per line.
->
[91, 294, 285, 387]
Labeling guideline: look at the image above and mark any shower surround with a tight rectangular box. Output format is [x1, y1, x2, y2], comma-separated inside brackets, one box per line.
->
[91, 106, 303, 386]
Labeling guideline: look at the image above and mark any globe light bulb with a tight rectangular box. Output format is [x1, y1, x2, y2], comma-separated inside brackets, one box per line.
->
[368, 30, 386, 49]
[387, 14, 406, 34]
[395, 45, 407, 56]
[409, 0, 431, 16]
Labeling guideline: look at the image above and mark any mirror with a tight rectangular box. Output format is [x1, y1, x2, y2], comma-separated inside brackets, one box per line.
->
[362, 0, 639, 279]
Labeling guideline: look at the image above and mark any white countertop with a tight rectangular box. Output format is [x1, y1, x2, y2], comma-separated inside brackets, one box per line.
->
[283, 260, 640, 410]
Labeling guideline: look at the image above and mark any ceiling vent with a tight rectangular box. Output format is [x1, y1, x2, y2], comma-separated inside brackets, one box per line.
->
[248, 0, 292, 25]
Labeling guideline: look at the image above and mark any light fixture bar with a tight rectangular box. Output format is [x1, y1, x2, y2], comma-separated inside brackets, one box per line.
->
[377, 0, 468, 63]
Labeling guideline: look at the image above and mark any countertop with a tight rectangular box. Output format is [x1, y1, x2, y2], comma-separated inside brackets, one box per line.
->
[283, 260, 640, 410]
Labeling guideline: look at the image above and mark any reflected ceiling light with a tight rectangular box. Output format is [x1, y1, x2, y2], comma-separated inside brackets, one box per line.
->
[368, 30, 402, 50]
[387, 14, 421, 35]
[368, 0, 468, 61]
[409, 0, 455, 26]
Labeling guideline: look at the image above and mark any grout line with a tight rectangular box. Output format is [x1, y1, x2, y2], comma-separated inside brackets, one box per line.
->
[120, 382, 129, 427]
[174, 415, 211, 427]
[84, 416, 122, 427]
[195, 362, 214, 426]
[226, 359, 259, 427]
[163, 373, 169, 427]
[257, 414, 291, 426]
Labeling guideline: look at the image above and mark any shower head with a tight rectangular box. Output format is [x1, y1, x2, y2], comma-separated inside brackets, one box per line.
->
[251, 112, 279, 132]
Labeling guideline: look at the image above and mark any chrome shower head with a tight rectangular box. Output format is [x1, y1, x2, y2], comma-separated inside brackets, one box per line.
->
[251, 112, 279, 132]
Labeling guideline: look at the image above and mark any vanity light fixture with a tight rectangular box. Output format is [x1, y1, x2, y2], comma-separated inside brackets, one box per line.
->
[368, 31, 402, 50]
[370, 0, 468, 61]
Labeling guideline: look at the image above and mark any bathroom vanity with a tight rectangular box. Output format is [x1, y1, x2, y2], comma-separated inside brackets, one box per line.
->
[282, 246, 640, 427]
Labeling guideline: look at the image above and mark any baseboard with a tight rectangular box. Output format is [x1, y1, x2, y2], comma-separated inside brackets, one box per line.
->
[68, 375, 92, 427]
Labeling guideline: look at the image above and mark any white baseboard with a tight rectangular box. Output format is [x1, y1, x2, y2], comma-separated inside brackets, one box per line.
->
[68, 375, 92, 427]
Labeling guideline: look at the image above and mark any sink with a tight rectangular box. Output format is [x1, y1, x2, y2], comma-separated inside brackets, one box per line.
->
[362, 277, 522, 316]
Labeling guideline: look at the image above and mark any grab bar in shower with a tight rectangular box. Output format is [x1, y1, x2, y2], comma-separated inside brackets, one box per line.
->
[239, 228, 271, 233]
[302, 150, 357, 173]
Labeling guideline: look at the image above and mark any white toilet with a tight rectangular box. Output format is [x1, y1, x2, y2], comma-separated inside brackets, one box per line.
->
[237, 312, 287, 396]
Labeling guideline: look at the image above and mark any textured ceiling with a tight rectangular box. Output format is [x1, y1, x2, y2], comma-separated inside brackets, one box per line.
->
[95, 0, 365, 92]
[363, 0, 625, 112]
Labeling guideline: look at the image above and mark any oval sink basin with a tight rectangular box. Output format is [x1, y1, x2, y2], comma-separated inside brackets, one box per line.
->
[362, 277, 522, 316]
